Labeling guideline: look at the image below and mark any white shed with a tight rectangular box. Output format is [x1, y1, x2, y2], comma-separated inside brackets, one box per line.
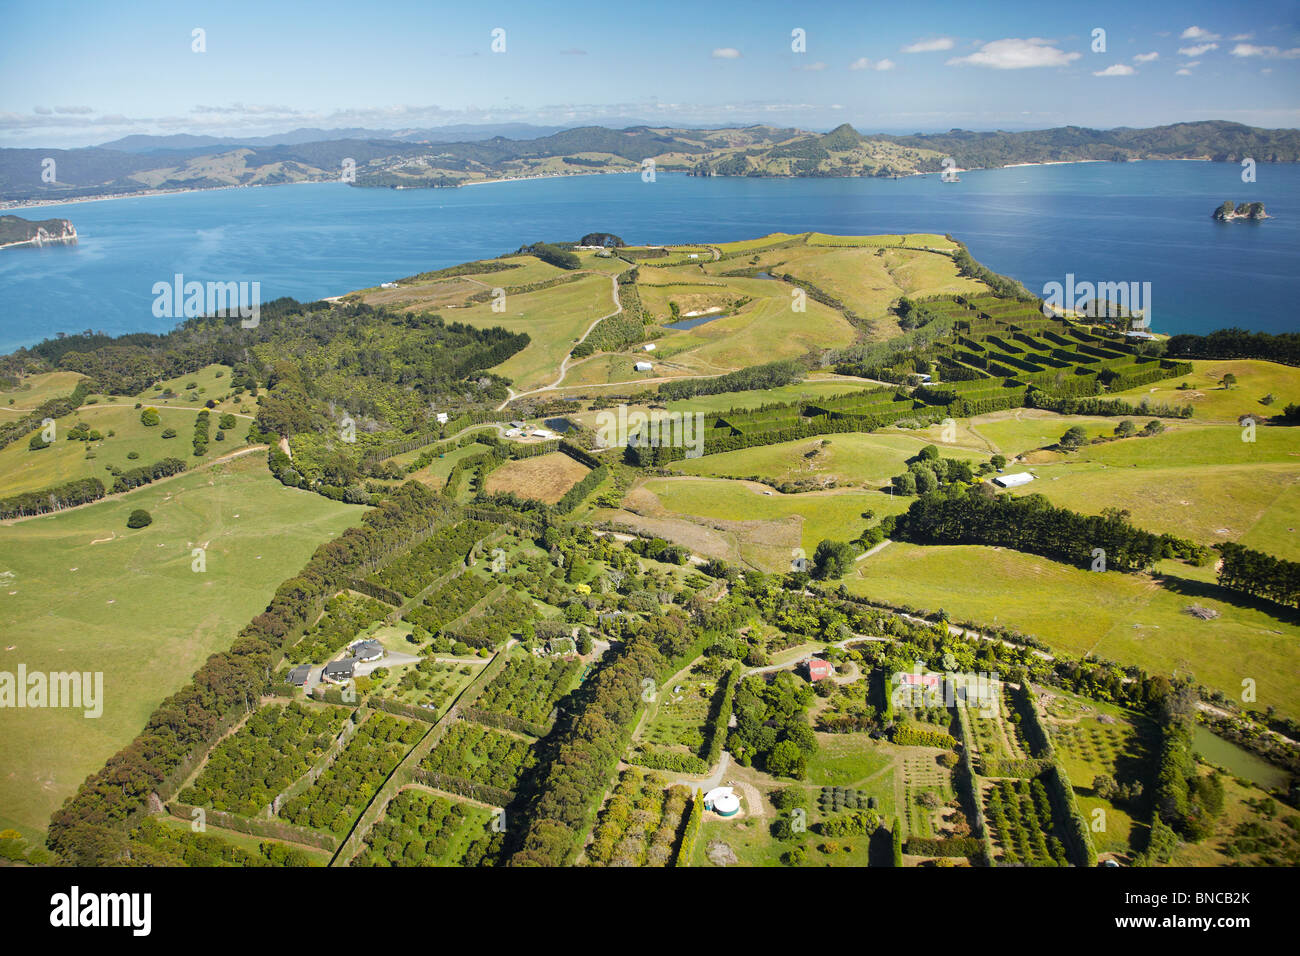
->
[634, 361, 653, 372]
[993, 472, 1035, 488]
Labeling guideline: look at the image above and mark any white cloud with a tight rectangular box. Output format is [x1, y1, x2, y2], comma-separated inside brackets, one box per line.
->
[1231, 34, 1254, 41]
[947, 38, 1081, 69]
[1178, 43, 1218, 56]
[1181, 26, 1221, 40]
[1176, 67, 1193, 75]
[1094, 64, 1136, 76]
[799, 61, 827, 71]
[1133, 52, 1159, 63]
[849, 57, 894, 71]
[1231, 43, 1300, 58]
[874, 58, 896, 71]
[711, 47, 741, 59]
[849, 57, 871, 70]
[901, 37, 955, 53]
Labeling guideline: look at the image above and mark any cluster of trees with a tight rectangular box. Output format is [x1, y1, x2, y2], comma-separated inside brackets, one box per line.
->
[178, 702, 347, 817]
[888, 487, 1210, 572]
[421, 719, 537, 794]
[656, 358, 803, 401]
[1151, 679, 1226, 844]
[1164, 328, 1300, 367]
[46, 481, 451, 864]
[404, 572, 494, 634]
[475, 655, 580, 727]
[889, 444, 977, 495]
[517, 241, 581, 270]
[1026, 390, 1192, 419]
[368, 519, 494, 598]
[586, 770, 691, 867]
[1214, 542, 1300, 609]
[286, 591, 391, 664]
[354, 789, 501, 867]
[727, 671, 818, 778]
[279, 713, 422, 836]
[1206, 541, 1300, 608]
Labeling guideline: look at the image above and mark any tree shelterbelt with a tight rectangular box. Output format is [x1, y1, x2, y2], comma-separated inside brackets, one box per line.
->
[886, 486, 1209, 571]
[1215, 542, 1300, 610]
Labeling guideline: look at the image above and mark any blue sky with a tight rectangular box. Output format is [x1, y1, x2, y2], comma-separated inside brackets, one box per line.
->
[2, 0, 1298, 146]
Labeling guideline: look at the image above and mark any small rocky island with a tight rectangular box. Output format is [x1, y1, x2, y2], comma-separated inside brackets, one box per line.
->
[0, 214, 78, 249]
[1213, 200, 1268, 221]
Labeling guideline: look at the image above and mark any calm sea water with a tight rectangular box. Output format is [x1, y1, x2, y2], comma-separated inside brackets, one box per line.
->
[1, 160, 1295, 353]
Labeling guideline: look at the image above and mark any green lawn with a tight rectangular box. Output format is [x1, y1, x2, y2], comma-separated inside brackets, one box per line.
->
[0, 454, 362, 842]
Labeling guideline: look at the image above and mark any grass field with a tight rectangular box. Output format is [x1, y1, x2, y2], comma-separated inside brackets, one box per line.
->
[625, 476, 898, 570]
[0, 371, 86, 416]
[0, 402, 251, 497]
[673, 430, 989, 487]
[847, 542, 1300, 718]
[483, 452, 590, 504]
[1112, 359, 1300, 424]
[994, 421, 1300, 559]
[0, 453, 362, 842]
[667, 376, 886, 416]
[450, 274, 615, 391]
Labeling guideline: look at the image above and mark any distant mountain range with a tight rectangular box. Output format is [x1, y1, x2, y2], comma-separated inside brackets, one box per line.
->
[2, 120, 1296, 204]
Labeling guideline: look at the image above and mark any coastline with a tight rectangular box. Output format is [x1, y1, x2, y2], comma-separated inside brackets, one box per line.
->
[1, 156, 1240, 210]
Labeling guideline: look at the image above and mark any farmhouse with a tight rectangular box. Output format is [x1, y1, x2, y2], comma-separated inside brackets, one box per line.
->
[634, 361, 653, 372]
[804, 658, 834, 682]
[322, 658, 358, 684]
[287, 664, 312, 687]
[350, 639, 385, 663]
[993, 472, 1035, 488]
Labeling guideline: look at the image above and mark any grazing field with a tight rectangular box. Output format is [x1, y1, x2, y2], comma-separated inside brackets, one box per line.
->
[969, 410, 1122, 459]
[0, 371, 85, 414]
[996, 422, 1300, 558]
[0, 401, 248, 497]
[0, 453, 362, 841]
[848, 543, 1300, 718]
[449, 274, 615, 391]
[407, 442, 491, 490]
[1112, 359, 1300, 423]
[624, 476, 898, 569]
[673, 431, 988, 487]
[483, 452, 591, 504]
[107, 363, 252, 416]
[667, 376, 885, 415]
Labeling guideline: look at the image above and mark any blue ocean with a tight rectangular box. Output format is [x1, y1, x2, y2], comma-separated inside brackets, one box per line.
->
[0, 160, 1295, 353]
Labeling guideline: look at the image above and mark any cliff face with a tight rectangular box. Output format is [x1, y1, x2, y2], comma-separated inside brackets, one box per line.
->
[0, 214, 78, 249]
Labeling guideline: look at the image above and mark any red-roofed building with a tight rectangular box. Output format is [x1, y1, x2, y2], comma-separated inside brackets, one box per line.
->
[805, 658, 834, 682]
